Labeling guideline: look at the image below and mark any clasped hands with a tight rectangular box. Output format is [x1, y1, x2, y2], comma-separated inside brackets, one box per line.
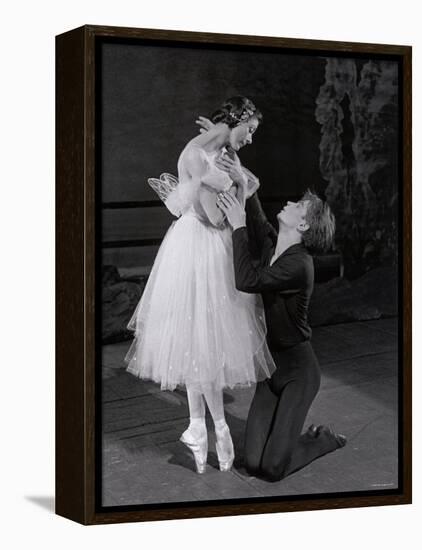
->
[196, 116, 247, 187]
[216, 192, 246, 231]
[196, 115, 247, 230]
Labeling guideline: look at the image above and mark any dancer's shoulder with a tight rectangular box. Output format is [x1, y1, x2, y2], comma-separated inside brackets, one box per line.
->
[178, 142, 209, 172]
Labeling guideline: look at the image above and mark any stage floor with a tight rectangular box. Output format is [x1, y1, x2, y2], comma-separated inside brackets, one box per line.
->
[100, 318, 399, 507]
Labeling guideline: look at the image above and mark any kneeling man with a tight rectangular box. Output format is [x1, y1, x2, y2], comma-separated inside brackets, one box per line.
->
[217, 187, 346, 481]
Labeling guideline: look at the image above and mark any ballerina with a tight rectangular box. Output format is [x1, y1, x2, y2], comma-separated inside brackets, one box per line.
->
[125, 97, 275, 473]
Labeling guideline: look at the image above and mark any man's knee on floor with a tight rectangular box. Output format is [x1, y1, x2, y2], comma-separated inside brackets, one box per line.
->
[244, 452, 261, 476]
[261, 454, 291, 481]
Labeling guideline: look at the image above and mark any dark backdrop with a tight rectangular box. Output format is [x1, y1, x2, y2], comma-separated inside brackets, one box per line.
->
[101, 43, 327, 202]
[100, 42, 399, 279]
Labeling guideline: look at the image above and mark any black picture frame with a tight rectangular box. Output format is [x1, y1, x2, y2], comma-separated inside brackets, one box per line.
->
[56, 24, 412, 525]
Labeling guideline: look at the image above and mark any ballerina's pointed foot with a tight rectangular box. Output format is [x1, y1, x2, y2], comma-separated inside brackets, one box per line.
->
[217, 458, 233, 472]
[180, 429, 208, 474]
[215, 424, 235, 472]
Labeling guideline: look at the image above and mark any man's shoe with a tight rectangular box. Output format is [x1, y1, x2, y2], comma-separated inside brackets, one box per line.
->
[305, 424, 318, 437]
[316, 424, 347, 448]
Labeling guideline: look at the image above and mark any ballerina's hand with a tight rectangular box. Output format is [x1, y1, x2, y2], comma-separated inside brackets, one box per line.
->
[195, 116, 215, 134]
[215, 153, 247, 187]
[216, 192, 247, 230]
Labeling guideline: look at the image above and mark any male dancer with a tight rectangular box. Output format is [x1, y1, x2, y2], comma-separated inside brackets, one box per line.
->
[217, 177, 346, 481]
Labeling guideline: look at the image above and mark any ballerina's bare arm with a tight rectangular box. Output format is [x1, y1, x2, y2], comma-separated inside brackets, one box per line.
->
[195, 116, 215, 133]
[183, 147, 226, 227]
[199, 186, 226, 227]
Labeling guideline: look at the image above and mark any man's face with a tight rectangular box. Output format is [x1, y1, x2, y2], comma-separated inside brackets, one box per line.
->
[277, 199, 310, 231]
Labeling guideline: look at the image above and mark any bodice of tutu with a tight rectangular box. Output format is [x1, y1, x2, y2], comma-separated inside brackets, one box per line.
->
[200, 150, 234, 193]
[153, 144, 260, 218]
[178, 145, 234, 192]
[161, 145, 234, 221]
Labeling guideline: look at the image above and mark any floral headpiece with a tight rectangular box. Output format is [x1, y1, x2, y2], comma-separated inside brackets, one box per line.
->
[228, 106, 256, 124]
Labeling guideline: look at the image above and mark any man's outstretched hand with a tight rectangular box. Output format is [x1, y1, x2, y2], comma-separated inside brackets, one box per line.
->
[217, 192, 247, 231]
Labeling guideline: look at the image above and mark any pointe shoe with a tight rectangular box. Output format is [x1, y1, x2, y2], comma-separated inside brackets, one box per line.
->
[215, 424, 234, 472]
[180, 429, 208, 474]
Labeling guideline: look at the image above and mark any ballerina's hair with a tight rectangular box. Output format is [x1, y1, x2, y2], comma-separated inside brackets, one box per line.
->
[210, 96, 262, 128]
[301, 190, 336, 254]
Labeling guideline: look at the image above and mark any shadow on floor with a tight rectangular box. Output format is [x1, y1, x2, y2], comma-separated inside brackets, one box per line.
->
[25, 496, 55, 513]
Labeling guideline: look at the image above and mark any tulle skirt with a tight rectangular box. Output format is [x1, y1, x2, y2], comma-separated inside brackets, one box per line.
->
[125, 211, 276, 392]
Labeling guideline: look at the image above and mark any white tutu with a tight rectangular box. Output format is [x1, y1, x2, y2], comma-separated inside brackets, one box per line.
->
[125, 210, 276, 392]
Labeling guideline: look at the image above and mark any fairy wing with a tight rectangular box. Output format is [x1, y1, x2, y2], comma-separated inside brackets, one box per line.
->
[148, 173, 182, 216]
[148, 172, 179, 202]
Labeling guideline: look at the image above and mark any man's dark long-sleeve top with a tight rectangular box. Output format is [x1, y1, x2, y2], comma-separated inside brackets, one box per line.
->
[232, 193, 314, 351]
